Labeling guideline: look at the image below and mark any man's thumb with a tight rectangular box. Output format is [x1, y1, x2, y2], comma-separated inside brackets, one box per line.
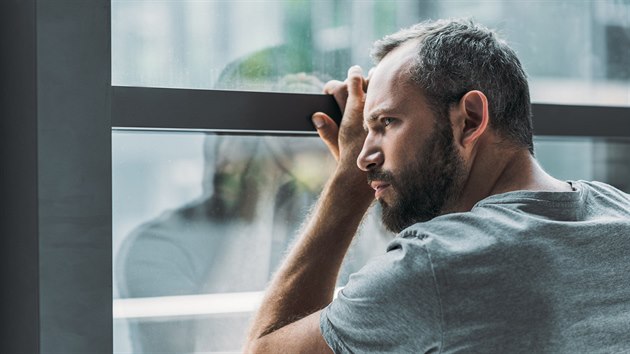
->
[312, 113, 340, 160]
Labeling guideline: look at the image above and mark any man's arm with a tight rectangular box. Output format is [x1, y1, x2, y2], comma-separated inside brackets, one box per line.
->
[244, 66, 372, 353]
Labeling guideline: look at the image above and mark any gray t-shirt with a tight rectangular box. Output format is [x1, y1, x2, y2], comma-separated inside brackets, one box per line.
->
[321, 181, 630, 353]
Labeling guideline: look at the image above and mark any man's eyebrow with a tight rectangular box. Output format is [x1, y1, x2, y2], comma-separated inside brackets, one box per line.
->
[364, 108, 389, 123]
[363, 108, 392, 132]
[367, 108, 386, 122]
[365, 107, 396, 125]
[363, 109, 381, 132]
[363, 108, 392, 131]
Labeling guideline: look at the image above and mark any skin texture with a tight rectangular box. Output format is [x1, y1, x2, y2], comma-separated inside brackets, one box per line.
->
[243, 41, 571, 353]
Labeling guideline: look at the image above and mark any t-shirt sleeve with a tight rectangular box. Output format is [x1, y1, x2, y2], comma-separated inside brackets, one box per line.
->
[320, 236, 443, 353]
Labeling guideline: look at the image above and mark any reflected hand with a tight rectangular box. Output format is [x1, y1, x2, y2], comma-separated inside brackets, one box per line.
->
[274, 72, 325, 94]
[312, 66, 369, 166]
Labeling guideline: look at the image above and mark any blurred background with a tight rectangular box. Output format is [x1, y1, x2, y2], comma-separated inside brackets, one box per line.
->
[111, 1, 630, 353]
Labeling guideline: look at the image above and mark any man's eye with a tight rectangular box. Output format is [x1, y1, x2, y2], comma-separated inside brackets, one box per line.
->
[383, 118, 394, 126]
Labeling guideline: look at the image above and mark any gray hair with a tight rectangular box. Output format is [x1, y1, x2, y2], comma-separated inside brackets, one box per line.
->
[372, 18, 534, 154]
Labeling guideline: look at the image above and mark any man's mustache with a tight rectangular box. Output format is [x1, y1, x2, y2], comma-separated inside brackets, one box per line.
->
[367, 169, 395, 185]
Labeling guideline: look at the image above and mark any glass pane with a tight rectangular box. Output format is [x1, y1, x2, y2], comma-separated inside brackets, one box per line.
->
[112, 131, 393, 353]
[113, 132, 630, 352]
[535, 136, 630, 193]
[112, 0, 630, 106]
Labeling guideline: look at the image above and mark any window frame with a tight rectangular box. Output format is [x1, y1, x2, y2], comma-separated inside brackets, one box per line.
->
[112, 86, 630, 138]
[2, 1, 629, 353]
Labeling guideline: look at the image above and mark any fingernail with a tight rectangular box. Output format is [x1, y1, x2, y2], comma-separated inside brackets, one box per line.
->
[349, 65, 362, 73]
[312, 114, 325, 128]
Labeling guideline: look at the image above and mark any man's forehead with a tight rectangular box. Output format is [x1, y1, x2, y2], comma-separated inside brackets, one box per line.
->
[365, 49, 420, 119]
[375, 39, 419, 71]
[371, 48, 416, 83]
[367, 41, 418, 93]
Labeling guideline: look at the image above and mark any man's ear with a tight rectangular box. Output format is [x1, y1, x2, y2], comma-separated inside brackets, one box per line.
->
[452, 90, 489, 149]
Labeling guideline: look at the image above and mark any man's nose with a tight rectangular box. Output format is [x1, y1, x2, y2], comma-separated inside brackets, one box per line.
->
[357, 137, 384, 171]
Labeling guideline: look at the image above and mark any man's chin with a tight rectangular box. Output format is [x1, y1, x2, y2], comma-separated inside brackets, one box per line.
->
[379, 200, 408, 233]
[379, 199, 442, 233]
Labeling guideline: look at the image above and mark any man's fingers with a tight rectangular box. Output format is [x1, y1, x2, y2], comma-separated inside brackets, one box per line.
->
[346, 65, 365, 98]
[312, 112, 340, 161]
[323, 79, 349, 113]
[345, 66, 366, 122]
[323, 80, 344, 95]
[316, 65, 368, 163]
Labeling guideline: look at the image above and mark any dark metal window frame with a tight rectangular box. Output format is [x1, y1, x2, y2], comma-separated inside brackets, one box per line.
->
[112, 86, 630, 138]
[2, 1, 629, 353]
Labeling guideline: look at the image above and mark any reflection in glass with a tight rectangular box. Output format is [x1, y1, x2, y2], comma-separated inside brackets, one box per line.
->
[113, 132, 630, 352]
[112, 132, 392, 353]
[112, 0, 629, 106]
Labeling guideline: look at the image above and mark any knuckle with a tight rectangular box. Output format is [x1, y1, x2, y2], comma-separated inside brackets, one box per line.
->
[323, 80, 341, 94]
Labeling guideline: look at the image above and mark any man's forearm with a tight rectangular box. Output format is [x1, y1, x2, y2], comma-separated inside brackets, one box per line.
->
[245, 65, 370, 350]
[247, 166, 373, 340]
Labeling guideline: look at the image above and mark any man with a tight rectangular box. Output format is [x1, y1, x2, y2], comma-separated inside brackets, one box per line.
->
[244, 19, 630, 353]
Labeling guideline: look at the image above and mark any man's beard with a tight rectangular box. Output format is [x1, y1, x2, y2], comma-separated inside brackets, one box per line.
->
[369, 124, 466, 233]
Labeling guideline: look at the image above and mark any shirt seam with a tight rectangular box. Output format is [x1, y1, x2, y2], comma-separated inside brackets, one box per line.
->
[423, 242, 445, 354]
[476, 197, 580, 206]
[474, 183, 584, 208]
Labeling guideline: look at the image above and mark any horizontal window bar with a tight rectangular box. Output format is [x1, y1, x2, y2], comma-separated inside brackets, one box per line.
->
[113, 288, 344, 319]
[112, 86, 341, 133]
[111, 127, 318, 136]
[532, 103, 630, 137]
[113, 291, 263, 319]
[112, 86, 630, 137]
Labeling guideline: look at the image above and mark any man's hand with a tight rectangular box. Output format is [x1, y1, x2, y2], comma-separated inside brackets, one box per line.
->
[312, 66, 369, 166]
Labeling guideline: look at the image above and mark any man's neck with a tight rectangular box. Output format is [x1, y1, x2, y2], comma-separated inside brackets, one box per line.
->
[448, 147, 572, 213]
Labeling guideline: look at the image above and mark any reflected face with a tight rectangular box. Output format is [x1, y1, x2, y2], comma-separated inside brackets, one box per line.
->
[206, 138, 260, 221]
[358, 42, 466, 233]
[206, 136, 330, 221]
[214, 139, 255, 200]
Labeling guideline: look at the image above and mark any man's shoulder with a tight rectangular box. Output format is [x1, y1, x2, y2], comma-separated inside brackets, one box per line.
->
[384, 209, 506, 266]
[395, 179, 630, 258]
[578, 180, 630, 210]
[579, 179, 629, 195]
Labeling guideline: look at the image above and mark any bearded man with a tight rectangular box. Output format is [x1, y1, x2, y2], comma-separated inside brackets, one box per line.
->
[244, 19, 630, 353]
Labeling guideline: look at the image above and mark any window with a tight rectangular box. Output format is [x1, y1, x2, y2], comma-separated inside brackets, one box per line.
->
[112, 0, 630, 105]
[4, 1, 627, 353]
[111, 1, 630, 352]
